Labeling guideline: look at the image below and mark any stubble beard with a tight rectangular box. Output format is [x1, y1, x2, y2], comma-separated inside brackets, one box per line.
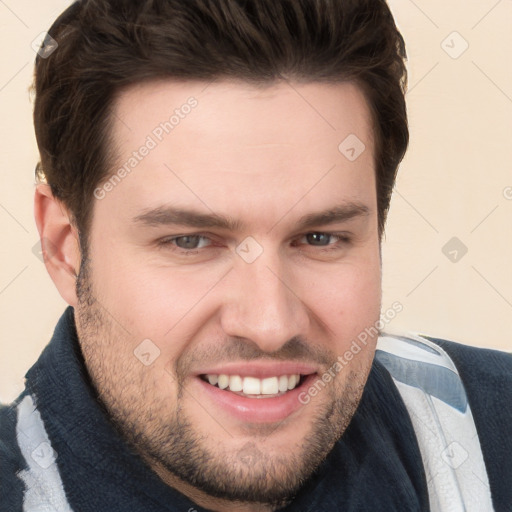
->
[75, 255, 373, 509]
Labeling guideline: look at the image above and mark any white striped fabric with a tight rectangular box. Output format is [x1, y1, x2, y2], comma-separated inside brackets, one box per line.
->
[377, 333, 494, 512]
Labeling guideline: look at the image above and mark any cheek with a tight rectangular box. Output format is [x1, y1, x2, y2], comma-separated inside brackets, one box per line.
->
[89, 243, 226, 347]
[299, 259, 381, 336]
[305, 264, 381, 317]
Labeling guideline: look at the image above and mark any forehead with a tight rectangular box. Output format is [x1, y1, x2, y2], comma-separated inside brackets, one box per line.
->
[98, 79, 376, 231]
[111, 79, 374, 153]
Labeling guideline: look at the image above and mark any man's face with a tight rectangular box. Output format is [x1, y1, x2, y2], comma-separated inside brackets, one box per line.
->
[75, 79, 381, 510]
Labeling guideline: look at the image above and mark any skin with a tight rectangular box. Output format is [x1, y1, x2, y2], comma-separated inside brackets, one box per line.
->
[35, 79, 382, 511]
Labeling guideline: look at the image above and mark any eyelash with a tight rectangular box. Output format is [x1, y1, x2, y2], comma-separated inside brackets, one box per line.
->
[157, 232, 352, 255]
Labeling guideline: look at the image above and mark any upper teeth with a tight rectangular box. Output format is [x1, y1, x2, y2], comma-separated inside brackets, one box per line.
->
[205, 374, 302, 395]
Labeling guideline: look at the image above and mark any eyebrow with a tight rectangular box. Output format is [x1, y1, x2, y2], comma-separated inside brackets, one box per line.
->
[132, 201, 370, 232]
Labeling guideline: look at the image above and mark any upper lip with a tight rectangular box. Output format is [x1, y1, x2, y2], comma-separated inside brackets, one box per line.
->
[194, 362, 319, 379]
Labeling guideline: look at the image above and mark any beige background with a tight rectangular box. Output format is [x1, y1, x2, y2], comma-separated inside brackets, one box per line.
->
[1, 0, 511, 403]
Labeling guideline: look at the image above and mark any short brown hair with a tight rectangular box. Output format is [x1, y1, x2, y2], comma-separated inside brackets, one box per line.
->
[33, 0, 408, 245]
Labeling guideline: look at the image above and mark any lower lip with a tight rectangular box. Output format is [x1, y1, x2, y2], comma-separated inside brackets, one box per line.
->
[193, 374, 317, 423]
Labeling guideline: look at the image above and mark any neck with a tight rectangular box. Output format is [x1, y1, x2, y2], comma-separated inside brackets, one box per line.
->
[146, 457, 288, 512]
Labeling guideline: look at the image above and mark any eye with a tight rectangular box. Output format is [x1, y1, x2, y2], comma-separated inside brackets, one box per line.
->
[304, 233, 334, 246]
[298, 232, 351, 248]
[160, 235, 213, 251]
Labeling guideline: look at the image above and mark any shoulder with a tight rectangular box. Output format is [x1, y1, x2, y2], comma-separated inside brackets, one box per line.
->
[377, 332, 512, 396]
[424, 335, 512, 381]
[420, 335, 512, 443]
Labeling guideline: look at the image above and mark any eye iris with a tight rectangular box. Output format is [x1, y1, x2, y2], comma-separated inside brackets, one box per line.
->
[176, 236, 202, 249]
[306, 233, 331, 246]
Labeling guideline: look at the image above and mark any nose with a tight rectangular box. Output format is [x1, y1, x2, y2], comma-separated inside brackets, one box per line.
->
[220, 250, 310, 353]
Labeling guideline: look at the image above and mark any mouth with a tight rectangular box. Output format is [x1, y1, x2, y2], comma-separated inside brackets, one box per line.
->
[193, 366, 319, 423]
[199, 373, 309, 399]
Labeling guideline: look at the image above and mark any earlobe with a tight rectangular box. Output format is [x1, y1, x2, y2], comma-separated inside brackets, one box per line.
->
[34, 184, 81, 307]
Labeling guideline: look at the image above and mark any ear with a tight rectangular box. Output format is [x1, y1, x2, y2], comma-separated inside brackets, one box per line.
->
[34, 184, 81, 307]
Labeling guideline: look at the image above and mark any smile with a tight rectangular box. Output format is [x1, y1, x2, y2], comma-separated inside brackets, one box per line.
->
[200, 374, 307, 398]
